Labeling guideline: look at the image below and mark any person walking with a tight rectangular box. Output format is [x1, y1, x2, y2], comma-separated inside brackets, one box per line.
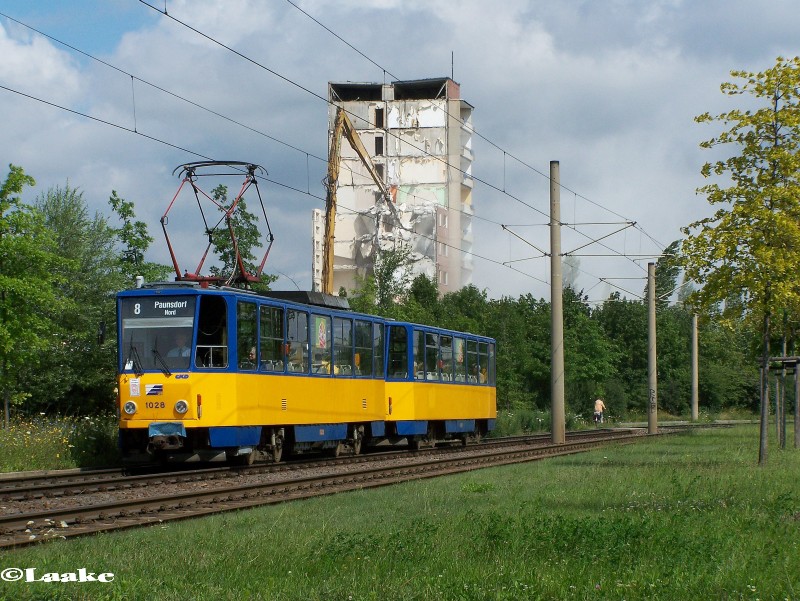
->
[593, 397, 607, 425]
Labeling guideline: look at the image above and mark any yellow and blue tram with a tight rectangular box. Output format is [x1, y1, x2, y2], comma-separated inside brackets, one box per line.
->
[117, 282, 496, 462]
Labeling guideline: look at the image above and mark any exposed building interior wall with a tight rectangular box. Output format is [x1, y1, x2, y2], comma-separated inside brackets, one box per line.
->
[312, 78, 474, 295]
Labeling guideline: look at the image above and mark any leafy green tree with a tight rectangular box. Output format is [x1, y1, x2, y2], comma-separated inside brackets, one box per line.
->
[372, 243, 413, 312]
[681, 56, 800, 462]
[24, 185, 167, 414]
[109, 190, 171, 285]
[438, 284, 488, 334]
[347, 273, 378, 315]
[593, 293, 649, 414]
[561, 288, 620, 416]
[208, 184, 276, 291]
[698, 316, 758, 410]
[654, 305, 692, 415]
[683, 56, 800, 348]
[408, 274, 439, 311]
[349, 263, 436, 323]
[0, 166, 65, 426]
[485, 294, 551, 411]
[26, 184, 118, 412]
[18, 187, 170, 415]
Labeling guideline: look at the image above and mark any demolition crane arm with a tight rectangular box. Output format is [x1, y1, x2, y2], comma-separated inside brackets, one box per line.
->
[323, 107, 397, 295]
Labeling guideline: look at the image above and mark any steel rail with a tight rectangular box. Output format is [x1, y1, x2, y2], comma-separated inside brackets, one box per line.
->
[0, 430, 650, 549]
[0, 430, 630, 501]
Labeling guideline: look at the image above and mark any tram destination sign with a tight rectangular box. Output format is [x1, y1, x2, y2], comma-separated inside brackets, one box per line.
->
[121, 296, 196, 320]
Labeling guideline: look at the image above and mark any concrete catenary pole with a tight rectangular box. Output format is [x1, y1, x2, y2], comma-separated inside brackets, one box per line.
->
[691, 314, 699, 421]
[795, 361, 799, 449]
[647, 262, 658, 434]
[759, 364, 768, 465]
[550, 161, 565, 444]
[780, 337, 787, 449]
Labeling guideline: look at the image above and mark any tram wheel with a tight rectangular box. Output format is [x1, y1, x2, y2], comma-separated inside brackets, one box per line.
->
[352, 425, 364, 455]
[425, 424, 436, 449]
[232, 449, 256, 466]
[271, 434, 284, 463]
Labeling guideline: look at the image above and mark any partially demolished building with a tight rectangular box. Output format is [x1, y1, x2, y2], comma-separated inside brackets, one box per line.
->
[311, 77, 474, 295]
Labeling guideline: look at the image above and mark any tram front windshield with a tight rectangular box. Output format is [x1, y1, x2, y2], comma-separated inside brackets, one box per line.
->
[120, 296, 196, 372]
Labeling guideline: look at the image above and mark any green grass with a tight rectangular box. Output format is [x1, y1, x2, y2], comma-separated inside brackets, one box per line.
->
[1, 425, 798, 600]
[0, 415, 119, 472]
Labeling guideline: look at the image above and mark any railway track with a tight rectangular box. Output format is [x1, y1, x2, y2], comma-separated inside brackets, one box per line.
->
[0, 428, 650, 549]
[0, 429, 622, 501]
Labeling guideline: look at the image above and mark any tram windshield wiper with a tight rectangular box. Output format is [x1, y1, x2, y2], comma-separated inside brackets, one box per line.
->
[127, 341, 144, 377]
[151, 347, 172, 378]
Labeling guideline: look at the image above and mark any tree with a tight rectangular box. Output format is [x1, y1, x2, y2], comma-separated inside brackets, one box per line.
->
[485, 295, 549, 411]
[439, 284, 488, 334]
[561, 287, 620, 415]
[109, 190, 171, 285]
[207, 185, 276, 291]
[681, 56, 800, 463]
[0, 166, 65, 426]
[27, 184, 119, 412]
[397, 274, 439, 325]
[372, 243, 413, 312]
[408, 273, 439, 309]
[593, 292, 649, 414]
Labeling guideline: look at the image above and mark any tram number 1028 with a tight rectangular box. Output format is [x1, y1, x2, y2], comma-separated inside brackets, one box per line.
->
[145, 401, 166, 409]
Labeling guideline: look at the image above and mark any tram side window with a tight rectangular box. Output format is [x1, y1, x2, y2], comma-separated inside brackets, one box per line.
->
[196, 296, 228, 368]
[388, 326, 408, 378]
[286, 310, 309, 373]
[488, 342, 496, 386]
[260, 305, 284, 372]
[425, 332, 440, 381]
[413, 330, 424, 380]
[466, 340, 479, 383]
[354, 320, 373, 377]
[454, 337, 466, 382]
[311, 314, 332, 375]
[478, 341, 489, 385]
[440, 335, 453, 382]
[333, 317, 353, 376]
[237, 301, 258, 370]
[373, 323, 384, 378]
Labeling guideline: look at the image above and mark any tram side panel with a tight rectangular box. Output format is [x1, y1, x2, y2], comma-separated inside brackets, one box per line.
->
[119, 370, 387, 452]
[384, 323, 497, 439]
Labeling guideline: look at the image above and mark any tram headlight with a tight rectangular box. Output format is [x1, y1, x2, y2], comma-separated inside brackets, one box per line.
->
[123, 401, 137, 415]
[175, 400, 189, 414]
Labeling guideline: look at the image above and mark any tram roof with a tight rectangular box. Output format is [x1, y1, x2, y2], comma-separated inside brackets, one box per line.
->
[117, 282, 494, 341]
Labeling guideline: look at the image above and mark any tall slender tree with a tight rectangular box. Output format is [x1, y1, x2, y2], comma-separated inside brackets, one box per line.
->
[681, 56, 800, 463]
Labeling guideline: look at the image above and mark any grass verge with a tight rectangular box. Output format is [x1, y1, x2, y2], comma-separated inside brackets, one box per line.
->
[0, 425, 798, 600]
[0, 415, 119, 472]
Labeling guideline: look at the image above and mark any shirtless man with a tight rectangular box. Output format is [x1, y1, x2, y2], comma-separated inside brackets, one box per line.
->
[593, 397, 607, 424]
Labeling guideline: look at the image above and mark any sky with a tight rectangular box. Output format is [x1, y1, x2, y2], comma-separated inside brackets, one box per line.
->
[1, 0, 798, 301]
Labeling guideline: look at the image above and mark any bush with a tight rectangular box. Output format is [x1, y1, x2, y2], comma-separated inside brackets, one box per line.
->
[0, 414, 119, 472]
[68, 414, 120, 467]
[492, 409, 550, 436]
